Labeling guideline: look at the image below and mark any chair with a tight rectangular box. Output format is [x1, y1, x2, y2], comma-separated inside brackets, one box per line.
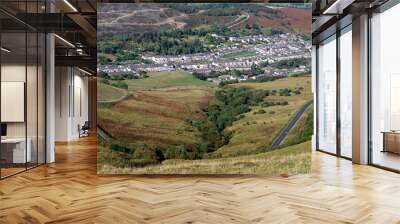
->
[79, 121, 90, 138]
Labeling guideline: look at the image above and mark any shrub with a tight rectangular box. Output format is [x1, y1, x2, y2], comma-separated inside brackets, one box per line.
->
[109, 143, 132, 154]
[111, 81, 128, 90]
[253, 109, 266, 115]
[165, 145, 189, 160]
[100, 79, 110, 85]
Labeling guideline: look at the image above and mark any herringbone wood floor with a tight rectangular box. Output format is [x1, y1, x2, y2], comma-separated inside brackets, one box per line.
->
[1, 136, 400, 224]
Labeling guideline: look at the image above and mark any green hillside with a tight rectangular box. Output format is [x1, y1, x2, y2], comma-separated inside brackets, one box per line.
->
[98, 81, 128, 102]
[122, 71, 214, 91]
[211, 76, 312, 158]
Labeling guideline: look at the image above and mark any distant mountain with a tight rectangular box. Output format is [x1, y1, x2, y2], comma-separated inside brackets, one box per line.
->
[98, 3, 311, 37]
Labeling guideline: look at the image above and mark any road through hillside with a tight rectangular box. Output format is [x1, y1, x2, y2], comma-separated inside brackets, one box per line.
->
[270, 100, 313, 149]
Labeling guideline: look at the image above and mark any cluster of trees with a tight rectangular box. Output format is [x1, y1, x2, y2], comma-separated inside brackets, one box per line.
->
[279, 88, 292, 96]
[211, 87, 269, 130]
[99, 71, 148, 81]
[271, 58, 309, 69]
[108, 143, 165, 168]
[97, 41, 121, 54]
[245, 24, 261, 31]
[219, 80, 239, 87]
[165, 144, 209, 160]
[98, 29, 212, 57]
[115, 51, 140, 62]
[250, 63, 264, 76]
[186, 87, 270, 156]
[261, 100, 288, 107]
[193, 72, 212, 81]
[278, 88, 301, 96]
[98, 23, 290, 62]
[256, 76, 284, 83]
[261, 27, 285, 36]
[107, 141, 213, 166]
[98, 55, 112, 64]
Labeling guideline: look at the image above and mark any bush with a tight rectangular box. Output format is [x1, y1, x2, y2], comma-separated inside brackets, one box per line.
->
[111, 81, 128, 90]
[165, 145, 189, 160]
[279, 88, 292, 96]
[98, 71, 110, 79]
[262, 101, 289, 107]
[253, 109, 266, 115]
[109, 143, 132, 154]
[100, 79, 110, 85]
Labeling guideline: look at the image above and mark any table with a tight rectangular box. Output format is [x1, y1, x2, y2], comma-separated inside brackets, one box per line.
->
[382, 131, 400, 154]
[1, 138, 31, 163]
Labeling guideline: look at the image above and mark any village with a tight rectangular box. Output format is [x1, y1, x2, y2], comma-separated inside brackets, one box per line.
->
[98, 32, 311, 83]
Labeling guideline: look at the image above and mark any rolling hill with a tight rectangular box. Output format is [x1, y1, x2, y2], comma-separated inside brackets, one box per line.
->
[98, 3, 311, 36]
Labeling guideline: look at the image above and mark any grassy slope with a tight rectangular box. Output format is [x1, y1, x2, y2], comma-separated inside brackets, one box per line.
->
[222, 50, 257, 59]
[98, 71, 215, 148]
[98, 81, 128, 102]
[123, 70, 213, 91]
[212, 76, 312, 158]
[98, 141, 311, 175]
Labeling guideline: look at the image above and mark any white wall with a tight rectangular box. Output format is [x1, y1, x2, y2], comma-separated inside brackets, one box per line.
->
[55, 67, 89, 141]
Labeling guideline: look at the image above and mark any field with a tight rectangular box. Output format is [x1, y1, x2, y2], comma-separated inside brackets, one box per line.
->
[98, 81, 128, 102]
[222, 50, 257, 59]
[122, 71, 213, 91]
[98, 141, 311, 175]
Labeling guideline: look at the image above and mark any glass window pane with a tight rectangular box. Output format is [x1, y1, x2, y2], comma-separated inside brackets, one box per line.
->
[340, 27, 352, 158]
[371, 4, 400, 171]
[38, 33, 45, 165]
[1, 31, 27, 177]
[27, 31, 38, 169]
[318, 36, 337, 154]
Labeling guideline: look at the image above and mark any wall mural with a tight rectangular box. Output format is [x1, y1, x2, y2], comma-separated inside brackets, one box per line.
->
[97, 3, 312, 175]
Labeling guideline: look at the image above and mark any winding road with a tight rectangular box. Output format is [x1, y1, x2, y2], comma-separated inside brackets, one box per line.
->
[270, 100, 313, 150]
[227, 12, 250, 29]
